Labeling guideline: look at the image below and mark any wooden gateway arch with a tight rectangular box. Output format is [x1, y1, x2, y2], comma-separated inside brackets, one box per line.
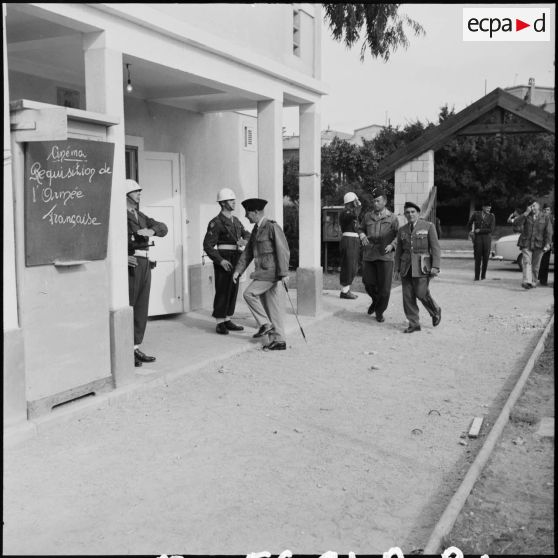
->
[376, 87, 555, 224]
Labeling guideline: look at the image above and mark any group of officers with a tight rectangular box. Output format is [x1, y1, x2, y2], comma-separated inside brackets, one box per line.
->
[125, 180, 445, 369]
[338, 187, 442, 333]
[126, 179, 290, 367]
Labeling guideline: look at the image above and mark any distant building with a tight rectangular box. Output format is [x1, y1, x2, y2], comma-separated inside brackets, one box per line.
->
[283, 123, 384, 160]
[505, 79, 554, 113]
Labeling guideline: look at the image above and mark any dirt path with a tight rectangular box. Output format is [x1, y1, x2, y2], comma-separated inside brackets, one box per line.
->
[3, 263, 553, 555]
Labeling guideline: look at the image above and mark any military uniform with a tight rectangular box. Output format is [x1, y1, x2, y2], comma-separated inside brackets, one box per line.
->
[339, 207, 361, 287]
[235, 216, 290, 344]
[358, 209, 399, 318]
[394, 218, 441, 329]
[467, 210, 495, 280]
[128, 209, 168, 345]
[203, 213, 250, 320]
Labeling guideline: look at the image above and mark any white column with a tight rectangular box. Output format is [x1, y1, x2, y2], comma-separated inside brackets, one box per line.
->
[296, 101, 322, 316]
[3, 3, 27, 427]
[83, 32, 134, 385]
[257, 99, 283, 223]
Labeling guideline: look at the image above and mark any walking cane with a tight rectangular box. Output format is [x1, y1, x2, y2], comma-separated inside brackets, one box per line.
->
[283, 282, 307, 343]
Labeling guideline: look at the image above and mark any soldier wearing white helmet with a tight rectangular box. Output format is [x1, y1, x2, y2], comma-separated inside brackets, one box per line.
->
[203, 188, 251, 334]
[339, 191, 362, 299]
[127, 179, 168, 367]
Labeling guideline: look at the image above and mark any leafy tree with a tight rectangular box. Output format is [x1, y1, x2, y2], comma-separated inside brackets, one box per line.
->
[322, 3, 425, 61]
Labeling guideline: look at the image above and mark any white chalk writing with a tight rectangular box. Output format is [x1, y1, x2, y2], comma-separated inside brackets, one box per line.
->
[46, 144, 87, 163]
[42, 204, 101, 227]
[29, 161, 96, 187]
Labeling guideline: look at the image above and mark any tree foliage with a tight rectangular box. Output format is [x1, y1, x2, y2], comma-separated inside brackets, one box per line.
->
[322, 3, 425, 61]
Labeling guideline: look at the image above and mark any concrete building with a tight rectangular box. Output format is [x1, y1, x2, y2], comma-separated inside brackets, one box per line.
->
[3, 3, 326, 429]
[505, 78, 555, 114]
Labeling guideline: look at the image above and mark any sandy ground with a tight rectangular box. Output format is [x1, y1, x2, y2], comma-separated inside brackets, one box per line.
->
[447, 328, 554, 555]
[3, 261, 554, 555]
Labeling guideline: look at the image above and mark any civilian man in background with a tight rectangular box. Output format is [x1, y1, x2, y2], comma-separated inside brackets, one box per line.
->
[339, 191, 362, 300]
[126, 179, 168, 367]
[358, 187, 399, 323]
[394, 201, 441, 333]
[512, 201, 553, 289]
[233, 198, 290, 351]
[538, 203, 554, 286]
[467, 201, 496, 281]
[203, 188, 251, 334]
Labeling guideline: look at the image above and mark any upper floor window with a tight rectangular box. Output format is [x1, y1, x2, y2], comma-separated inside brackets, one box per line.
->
[293, 6, 301, 56]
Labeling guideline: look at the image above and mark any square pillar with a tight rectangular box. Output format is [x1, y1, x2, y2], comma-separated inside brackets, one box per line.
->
[296, 101, 322, 316]
[83, 32, 135, 386]
[4, 3, 27, 426]
[257, 99, 283, 223]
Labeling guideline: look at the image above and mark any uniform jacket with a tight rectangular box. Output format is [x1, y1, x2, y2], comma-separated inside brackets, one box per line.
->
[467, 211, 495, 235]
[339, 207, 360, 234]
[203, 213, 250, 265]
[394, 218, 441, 277]
[513, 212, 553, 250]
[358, 209, 399, 261]
[235, 217, 290, 281]
[127, 209, 168, 255]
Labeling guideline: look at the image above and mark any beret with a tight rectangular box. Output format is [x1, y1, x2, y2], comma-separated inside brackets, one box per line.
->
[404, 201, 420, 212]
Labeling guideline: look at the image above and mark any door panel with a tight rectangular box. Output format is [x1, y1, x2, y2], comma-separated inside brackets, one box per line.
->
[138, 151, 185, 315]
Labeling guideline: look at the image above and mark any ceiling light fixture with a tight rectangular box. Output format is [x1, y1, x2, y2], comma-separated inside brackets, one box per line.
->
[125, 63, 133, 93]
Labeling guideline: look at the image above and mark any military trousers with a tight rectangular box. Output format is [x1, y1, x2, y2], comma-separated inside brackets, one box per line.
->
[538, 249, 551, 285]
[401, 269, 440, 327]
[473, 234, 492, 279]
[362, 259, 394, 316]
[339, 236, 360, 286]
[212, 250, 242, 319]
[128, 257, 151, 345]
[243, 279, 285, 342]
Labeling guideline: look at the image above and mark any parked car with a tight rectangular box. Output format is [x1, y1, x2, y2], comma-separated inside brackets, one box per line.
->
[492, 233, 554, 270]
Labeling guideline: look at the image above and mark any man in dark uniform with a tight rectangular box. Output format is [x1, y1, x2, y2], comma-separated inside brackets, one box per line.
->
[357, 187, 399, 322]
[126, 179, 168, 367]
[339, 191, 362, 299]
[233, 198, 290, 351]
[203, 188, 251, 334]
[467, 201, 495, 281]
[394, 201, 442, 333]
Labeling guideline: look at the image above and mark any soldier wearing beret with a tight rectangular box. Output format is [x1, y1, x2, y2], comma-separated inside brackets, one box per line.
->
[357, 187, 399, 322]
[233, 198, 290, 351]
[203, 188, 251, 334]
[394, 201, 442, 333]
[467, 201, 496, 281]
[126, 179, 168, 367]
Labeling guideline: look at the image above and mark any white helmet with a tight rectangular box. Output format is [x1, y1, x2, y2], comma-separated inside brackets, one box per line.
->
[217, 188, 236, 202]
[125, 179, 142, 195]
[343, 192, 359, 204]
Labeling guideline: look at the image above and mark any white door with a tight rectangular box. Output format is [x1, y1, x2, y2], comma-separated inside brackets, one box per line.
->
[138, 151, 186, 316]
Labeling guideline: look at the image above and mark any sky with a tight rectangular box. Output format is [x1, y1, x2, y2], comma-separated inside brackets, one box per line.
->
[283, 3, 555, 135]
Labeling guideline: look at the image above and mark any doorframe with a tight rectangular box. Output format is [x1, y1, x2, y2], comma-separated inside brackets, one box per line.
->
[178, 152, 190, 312]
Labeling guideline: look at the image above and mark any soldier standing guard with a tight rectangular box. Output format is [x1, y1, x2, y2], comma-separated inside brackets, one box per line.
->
[203, 188, 251, 334]
[339, 191, 362, 299]
[233, 198, 291, 351]
[394, 201, 442, 333]
[467, 201, 496, 281]
[126, 179, 168, 367]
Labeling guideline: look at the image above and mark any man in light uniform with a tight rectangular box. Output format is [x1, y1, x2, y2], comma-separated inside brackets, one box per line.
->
[233, 198, 290, 351]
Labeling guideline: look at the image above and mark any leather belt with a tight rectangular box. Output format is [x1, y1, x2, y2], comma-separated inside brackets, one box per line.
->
[217, 244, 243, 251]
[342, 232, 359, 237]
[134, 249, 149, 258]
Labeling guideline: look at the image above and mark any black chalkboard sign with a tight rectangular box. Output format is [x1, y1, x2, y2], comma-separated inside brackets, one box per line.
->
[24, 139, 115, 266]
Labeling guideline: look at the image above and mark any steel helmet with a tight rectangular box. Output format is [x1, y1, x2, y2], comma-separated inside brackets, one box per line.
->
[217, 188, 236, 202]
[125, 179, 142, 195]
[343, 192, 359, 204]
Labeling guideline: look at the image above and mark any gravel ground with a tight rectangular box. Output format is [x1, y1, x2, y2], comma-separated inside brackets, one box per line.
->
[3, 260, 553, 555]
